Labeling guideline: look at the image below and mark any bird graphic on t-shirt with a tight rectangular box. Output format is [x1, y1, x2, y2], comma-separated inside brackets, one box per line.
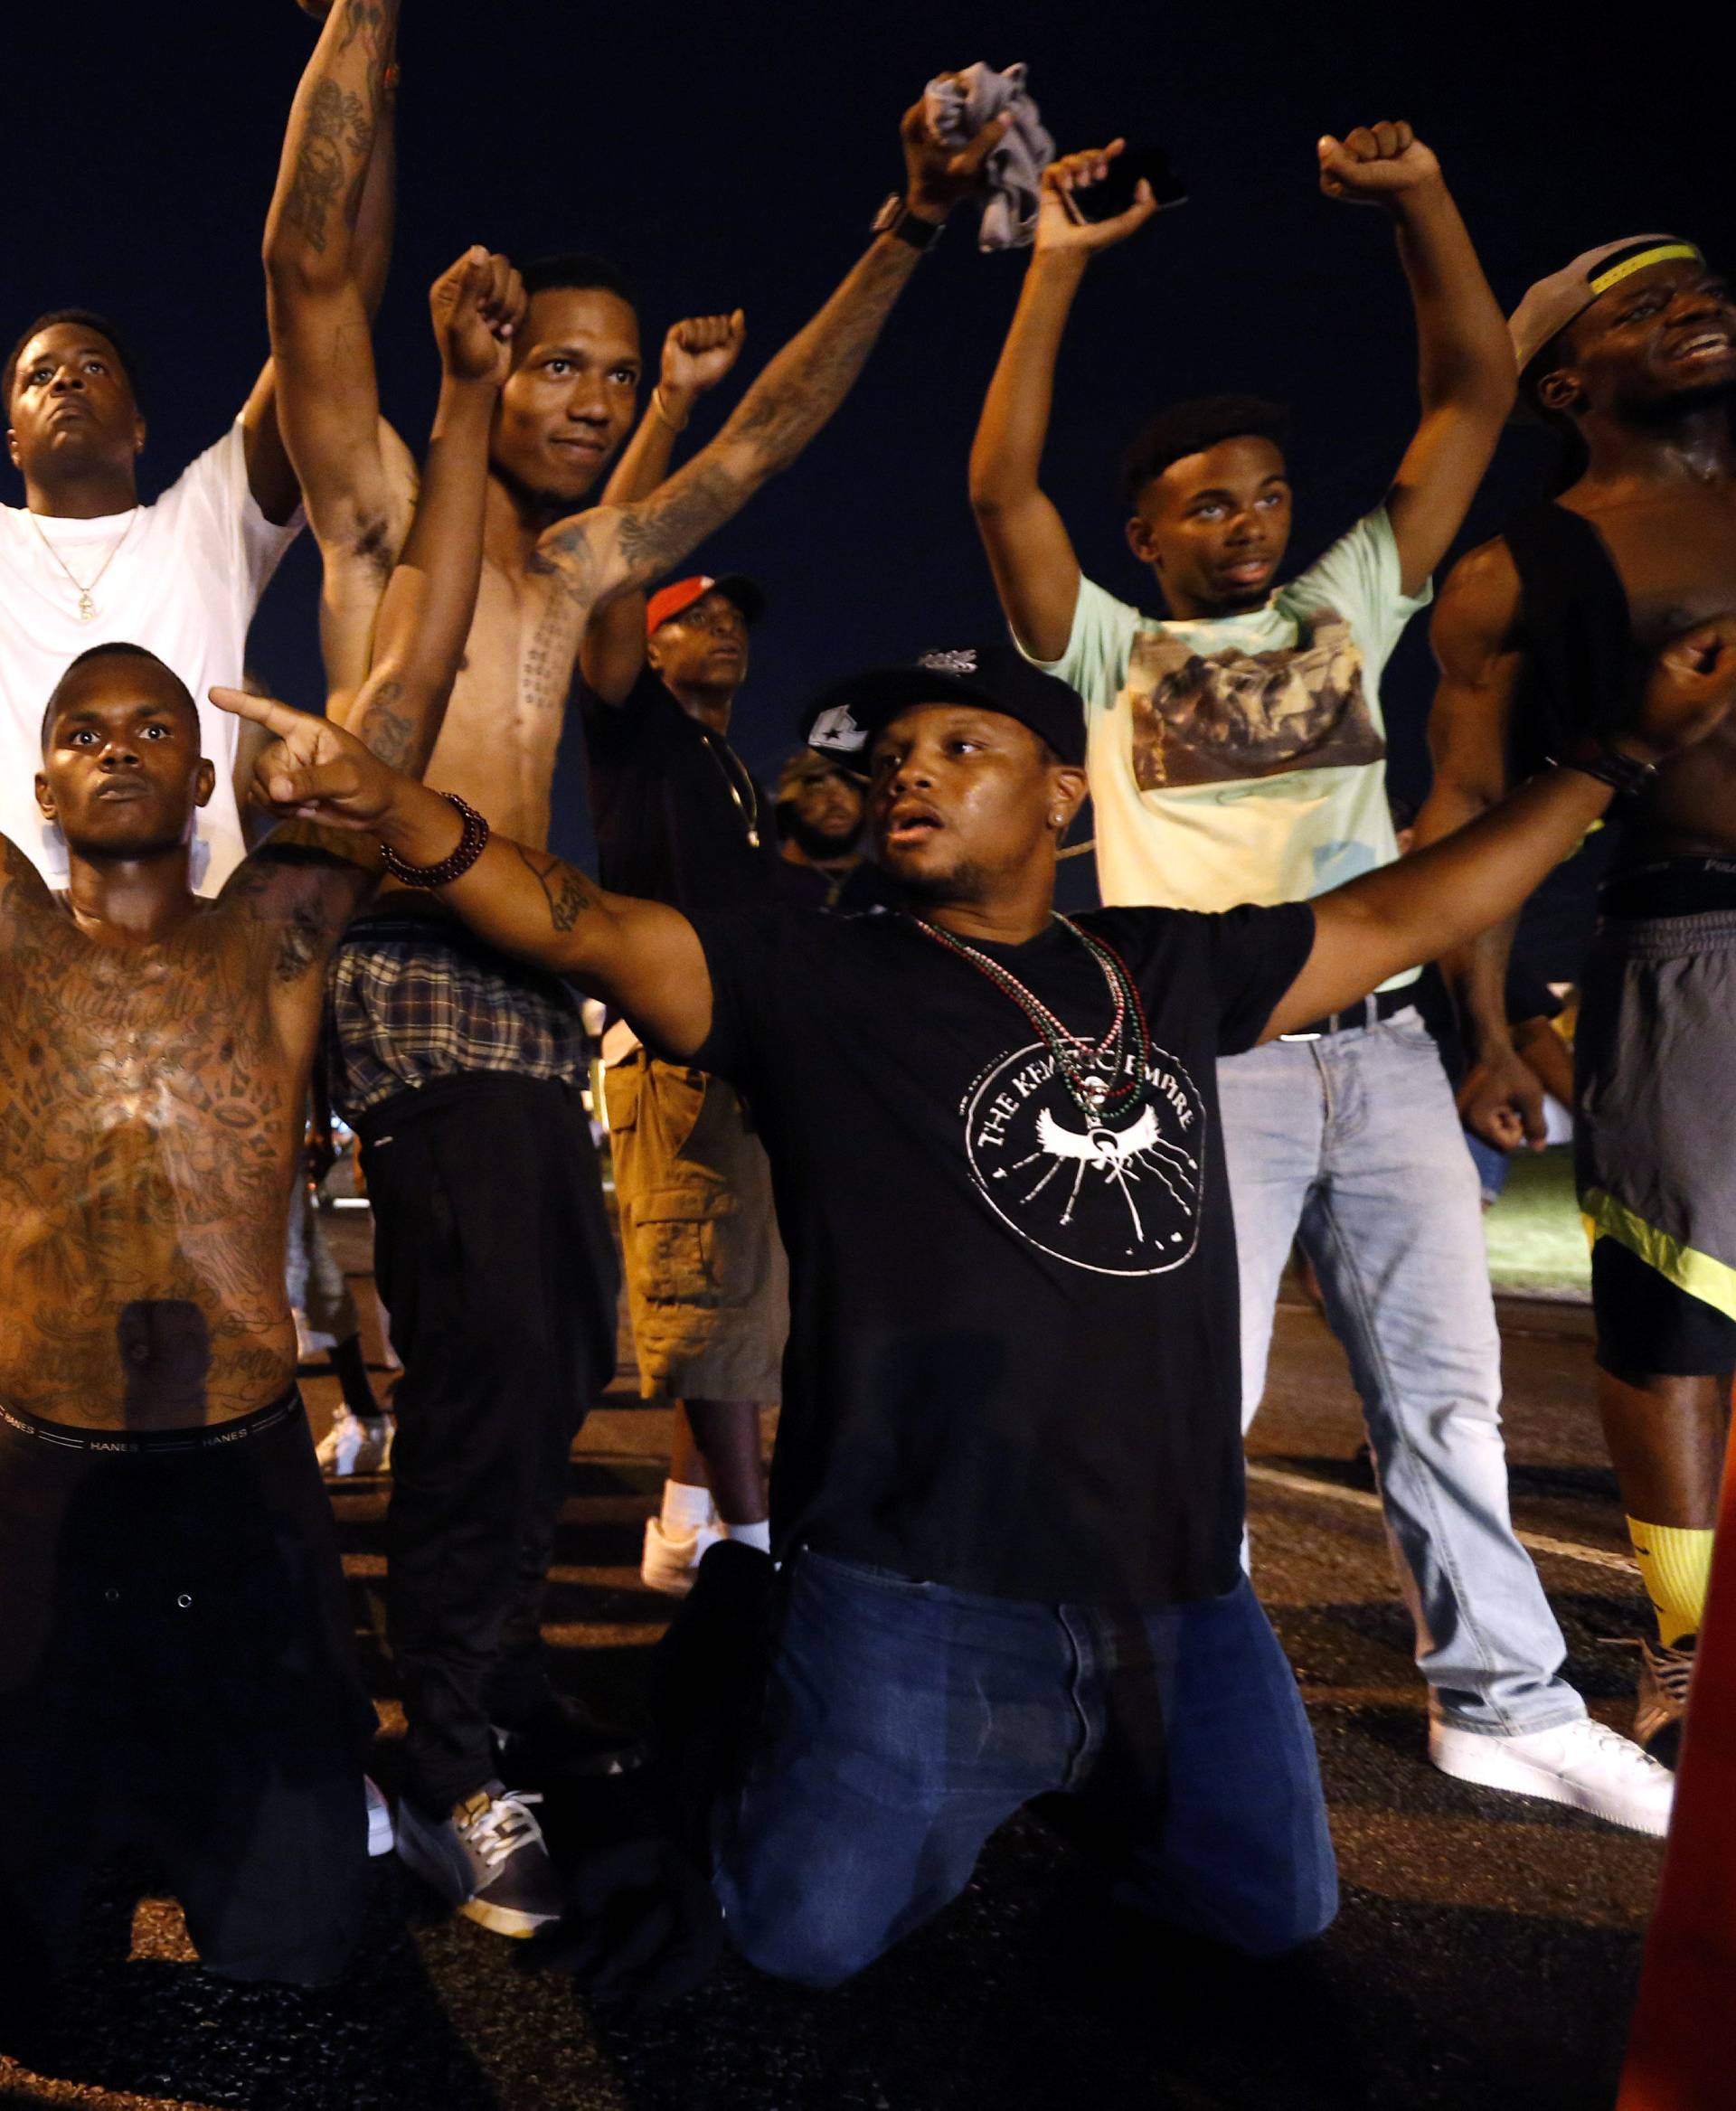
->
[996, 1103, 1198, 1240]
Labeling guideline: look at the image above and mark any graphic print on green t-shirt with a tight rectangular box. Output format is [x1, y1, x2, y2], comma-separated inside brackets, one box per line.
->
[1127, 604, 1387, 790]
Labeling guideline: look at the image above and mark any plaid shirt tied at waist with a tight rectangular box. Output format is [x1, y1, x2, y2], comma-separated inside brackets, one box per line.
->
[325, 908, 590, 1120]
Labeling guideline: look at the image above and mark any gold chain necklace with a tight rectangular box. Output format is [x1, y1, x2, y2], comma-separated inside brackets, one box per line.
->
[29, 506, 140, 622]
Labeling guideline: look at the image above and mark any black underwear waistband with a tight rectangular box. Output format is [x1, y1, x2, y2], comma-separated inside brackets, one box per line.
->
[1600, 857, 1736, 921]
[0, 1386, 303, 1457]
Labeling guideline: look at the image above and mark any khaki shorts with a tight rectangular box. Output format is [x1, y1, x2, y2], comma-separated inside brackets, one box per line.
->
[605, 1051, 788, 1402]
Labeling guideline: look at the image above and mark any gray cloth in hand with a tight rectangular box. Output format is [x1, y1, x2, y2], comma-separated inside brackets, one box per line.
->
[923, 61, 1054, 252]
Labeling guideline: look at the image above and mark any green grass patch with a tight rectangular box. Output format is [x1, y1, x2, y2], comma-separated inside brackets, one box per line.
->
[1484, 1145, 1590, 1300]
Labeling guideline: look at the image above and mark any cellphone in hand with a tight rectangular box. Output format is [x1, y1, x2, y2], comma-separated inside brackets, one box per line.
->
[1072, 147, 1188, 222]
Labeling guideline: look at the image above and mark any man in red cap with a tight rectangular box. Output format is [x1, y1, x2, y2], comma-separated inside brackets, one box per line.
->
[1420, 233, 1736, 1766]
[580, 564, 788, 1593]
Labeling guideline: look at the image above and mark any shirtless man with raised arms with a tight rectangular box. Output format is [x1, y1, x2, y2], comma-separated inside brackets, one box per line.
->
[264, 0, 1008, 1931]
[1420, 238, 1736, 1764]
[0, 245, 515, 2004]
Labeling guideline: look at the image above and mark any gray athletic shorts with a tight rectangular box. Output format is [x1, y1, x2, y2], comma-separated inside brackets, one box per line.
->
[1577, 903, 1736, 1377]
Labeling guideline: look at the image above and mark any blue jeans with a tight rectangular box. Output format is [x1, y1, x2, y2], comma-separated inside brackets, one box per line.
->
[1219, 1007, 1582, 1736]
[714, 1551, 1337, 1989]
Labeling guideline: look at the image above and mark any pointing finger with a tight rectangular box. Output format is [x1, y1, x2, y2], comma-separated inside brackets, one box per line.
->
[211, 685, 308, 738]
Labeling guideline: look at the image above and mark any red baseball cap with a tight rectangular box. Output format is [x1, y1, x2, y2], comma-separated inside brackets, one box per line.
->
[644, 573, 766, 636]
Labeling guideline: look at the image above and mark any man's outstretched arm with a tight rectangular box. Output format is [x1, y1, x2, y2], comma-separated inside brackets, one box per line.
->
[577, 311, 747, 706]
[210, 692, 715, 1057]
[1264, 618, 1736, 1039]
[1318, 121, 1515, 597]
[262, 0, 414, 627]
[540, 97, 1007, 614]
[969, 143, 1159, 661]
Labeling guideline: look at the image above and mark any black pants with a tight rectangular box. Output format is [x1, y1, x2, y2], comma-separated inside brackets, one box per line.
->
[0, 1392, 373, 1992]
[360, 1072, 618, 1815]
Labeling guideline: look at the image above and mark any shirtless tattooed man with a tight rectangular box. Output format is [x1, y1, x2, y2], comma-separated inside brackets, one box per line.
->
[1420, 236, 1736, 1765]
[265, 0, 1008, 1938]
[0, 247, 515, 2003]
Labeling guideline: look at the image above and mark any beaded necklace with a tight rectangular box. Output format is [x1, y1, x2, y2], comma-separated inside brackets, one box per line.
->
[910, 912, 1155, 1130]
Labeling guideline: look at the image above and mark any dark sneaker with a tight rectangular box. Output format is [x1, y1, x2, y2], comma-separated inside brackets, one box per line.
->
[1636, 1635, 1695, 1770]
[395, 1781, 561, 1938]
[490, 1692, 643, 1783]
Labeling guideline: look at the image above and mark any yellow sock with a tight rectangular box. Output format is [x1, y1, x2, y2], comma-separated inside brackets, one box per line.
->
[1626, 1518, 1715, 1647]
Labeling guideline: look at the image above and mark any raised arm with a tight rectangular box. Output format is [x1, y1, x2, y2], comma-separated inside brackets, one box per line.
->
[578, 311, 747, 706]
[212, 246, 518, 947]
[1410, 536, 1548, 1148]
[1264, 618, 1736, 1039]
[969, 144, 1159, 661]
[262, 0, 414, 617]
[333, 248, 524, 772]
[1317, 121, 1515, 597]
[538, 97, 1007, 614]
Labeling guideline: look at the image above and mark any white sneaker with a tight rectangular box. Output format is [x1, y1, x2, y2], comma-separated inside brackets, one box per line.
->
[316, 1409, 394, 1478]
[640, 1514, 724, 1597]
[1429, 1716, 1675, 1837]
[365, 1776, 393, 1857]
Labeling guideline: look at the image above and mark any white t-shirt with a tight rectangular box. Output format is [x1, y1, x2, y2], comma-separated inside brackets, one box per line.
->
[0, 419, 301, 893]
[1027, 510, 1429, 984]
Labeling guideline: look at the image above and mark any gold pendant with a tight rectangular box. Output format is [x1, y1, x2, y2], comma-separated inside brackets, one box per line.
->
[77, 592, 95, 622]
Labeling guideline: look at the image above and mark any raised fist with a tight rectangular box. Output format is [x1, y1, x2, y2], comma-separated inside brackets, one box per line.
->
[661, 312, 747, 416]
[429, 247, 525, 388]
[1033, 141, 1159, 259]
[1317, 122, 1441, 206]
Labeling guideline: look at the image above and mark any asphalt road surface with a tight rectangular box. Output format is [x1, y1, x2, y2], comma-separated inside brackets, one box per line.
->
[0, 1218, 1659, 2111]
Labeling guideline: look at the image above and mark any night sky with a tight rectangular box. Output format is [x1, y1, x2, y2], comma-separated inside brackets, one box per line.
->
[7, 1, 1730, 877]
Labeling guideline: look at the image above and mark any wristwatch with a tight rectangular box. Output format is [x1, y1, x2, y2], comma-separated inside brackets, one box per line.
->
[1550, 731, 1659, 800]
[872, 193, 944, 253]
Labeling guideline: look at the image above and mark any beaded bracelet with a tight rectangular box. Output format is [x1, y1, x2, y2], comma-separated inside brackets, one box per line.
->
[380, 792, 491, 889]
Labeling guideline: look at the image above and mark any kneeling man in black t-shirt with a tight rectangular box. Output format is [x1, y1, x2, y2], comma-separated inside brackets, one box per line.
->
[215, 618, 1736, 1986]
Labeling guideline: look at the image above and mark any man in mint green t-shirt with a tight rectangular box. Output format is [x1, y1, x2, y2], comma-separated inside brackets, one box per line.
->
[967, 123, 1668, 1837]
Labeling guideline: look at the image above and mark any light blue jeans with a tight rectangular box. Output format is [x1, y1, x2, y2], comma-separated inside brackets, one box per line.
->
[1219, 1004, 1584, 1737]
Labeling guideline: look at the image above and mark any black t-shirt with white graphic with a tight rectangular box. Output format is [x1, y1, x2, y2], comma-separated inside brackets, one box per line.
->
[691, 897, 1316, 1604]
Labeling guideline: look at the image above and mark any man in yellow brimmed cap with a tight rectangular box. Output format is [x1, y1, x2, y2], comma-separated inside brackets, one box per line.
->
[1420, 231, 1736, 1768]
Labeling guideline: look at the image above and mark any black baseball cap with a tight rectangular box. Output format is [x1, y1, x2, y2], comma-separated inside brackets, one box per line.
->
[803, 644, 1087, 770]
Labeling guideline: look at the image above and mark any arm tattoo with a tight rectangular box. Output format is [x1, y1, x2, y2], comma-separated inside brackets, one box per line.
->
[222, 839, 370, 982]
[354, 677, 415, 770]
[280, 80, 372, 252]
[335, 0, 392, 54]
[514, 844, 602, 933]
[615, 465, 740, 584]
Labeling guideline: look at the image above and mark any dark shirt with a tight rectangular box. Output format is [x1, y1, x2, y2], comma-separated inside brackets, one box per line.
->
[690, 897, 1316, 1605]
[580, 667, 782, 914]
[773, 853, 905, 915]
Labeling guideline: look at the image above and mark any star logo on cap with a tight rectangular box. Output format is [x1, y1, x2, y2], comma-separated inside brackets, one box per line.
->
[809, 703, 869, 752]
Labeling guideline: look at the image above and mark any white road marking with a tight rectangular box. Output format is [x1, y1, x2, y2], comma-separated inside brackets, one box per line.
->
[1246, 1462, 1639, 1578]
